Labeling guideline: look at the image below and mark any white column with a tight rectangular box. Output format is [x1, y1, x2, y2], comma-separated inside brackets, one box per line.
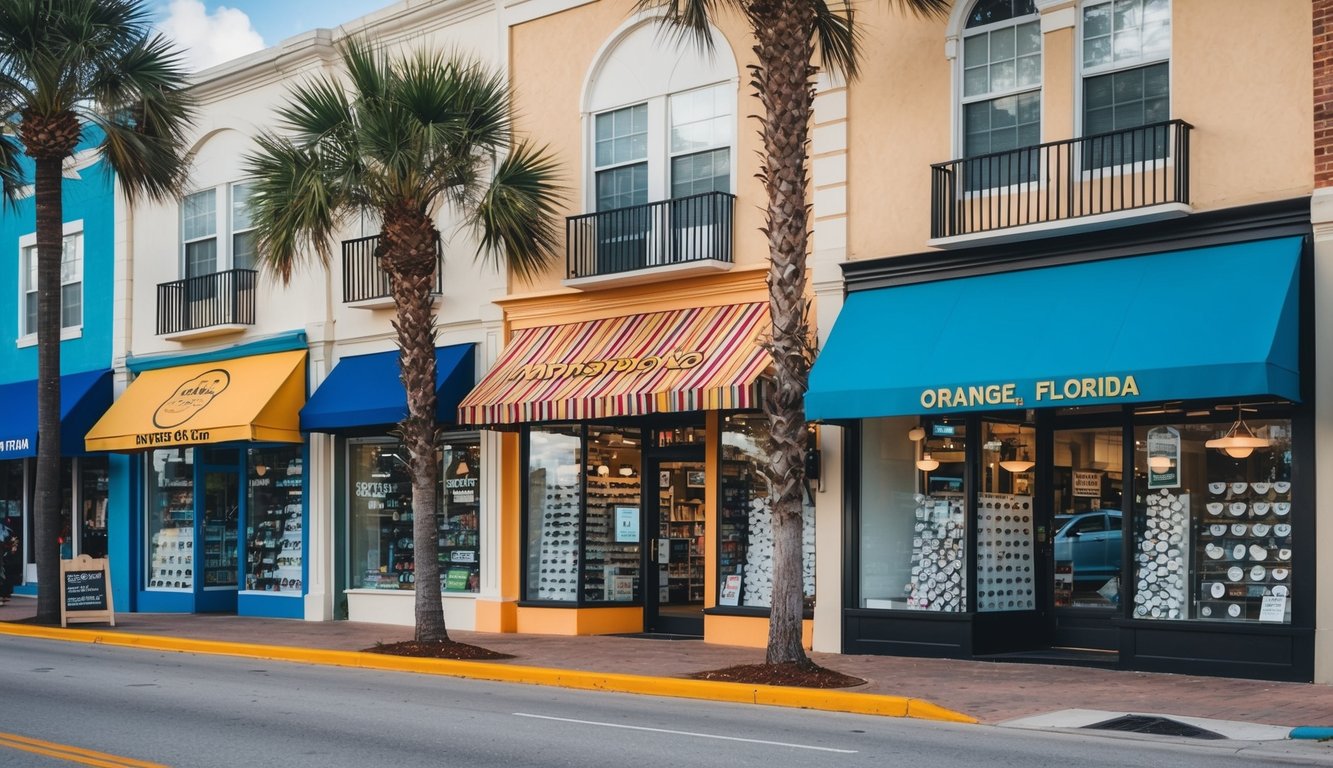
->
[1311, 189, 1333, 683]
[304, 320, 335, 621]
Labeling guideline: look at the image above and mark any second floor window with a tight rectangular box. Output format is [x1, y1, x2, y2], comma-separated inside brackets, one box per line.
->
[1081, 0, 1171, 167]
[182, 181, 256, 278]
[961, 0, 1040, 190]
[20, 230, 83, 336]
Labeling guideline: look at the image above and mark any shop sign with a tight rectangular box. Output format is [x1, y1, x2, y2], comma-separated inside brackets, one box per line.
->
[506, 350, 705, 383]
[615, 505, 639, 543]
[60, 555, 114, 628]
[444, 567, 471, 591]
[133, 369, 230, 446]
[1072, 471, 1103, 498]
[447, 475, 477, 504]
[1147, 426, 1181, 489]
[0, 437, 30, 453]
[719, 574, 742, 606]
[919, 375, 1140, 410]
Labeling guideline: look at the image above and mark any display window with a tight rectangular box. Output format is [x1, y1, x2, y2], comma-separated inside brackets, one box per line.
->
[78, 458, 109, 559]
[1052, 426, 1122, 609]
[1132, 416, 1293, 624]
[719, 413, 814, 609]
[525, 425, 583, 601]
[978, 421, 1035, 612]
[348, 435, 481, 593]
[147, 448, 195, 590]
[0, 460, 25, 575]
[245, 446, 302, 593]
[858, 417, 966, 612]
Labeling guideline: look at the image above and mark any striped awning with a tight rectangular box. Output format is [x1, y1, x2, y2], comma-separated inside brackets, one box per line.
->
[458, 303, 771, 425]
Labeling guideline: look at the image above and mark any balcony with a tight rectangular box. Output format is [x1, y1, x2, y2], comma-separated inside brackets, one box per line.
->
[342, 234, 443, 310]
[565, 191, 736, 289]
[156, 268, 257, 341]
[930, 119, 1193, 245]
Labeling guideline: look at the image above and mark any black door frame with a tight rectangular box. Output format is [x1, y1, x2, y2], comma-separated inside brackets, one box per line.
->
[643, 443, 706, 635]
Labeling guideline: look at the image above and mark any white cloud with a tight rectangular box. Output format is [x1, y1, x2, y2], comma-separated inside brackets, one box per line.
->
[157, 0, 265, 72]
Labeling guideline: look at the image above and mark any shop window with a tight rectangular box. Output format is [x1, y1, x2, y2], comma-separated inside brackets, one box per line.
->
[525, 425, 584, 602]
[1052, 426, 1123, 608]
[348, 436, 480, 593]
[147, 448, 195, 590]
[19, 227, 83, 338]
[583, 426, 642, 602]
[0, 460, 24, 577]
[960, 0, 1040, 190]
[78, 457, 109, 559]
[719, 413, 814, 609]
[859, 417, 965, 612]
[1132, 417, 1292, 624]
[1081, 0, 1171, 167]
[977, 421, 1036, 612]
[246, 447, 303, 593]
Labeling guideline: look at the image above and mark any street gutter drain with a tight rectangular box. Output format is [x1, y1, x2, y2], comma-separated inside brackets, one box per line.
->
[1083, 715, 1225, 740]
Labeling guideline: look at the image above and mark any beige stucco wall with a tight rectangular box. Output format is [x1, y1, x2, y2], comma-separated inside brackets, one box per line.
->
[846, 0, 1314, 261]
[507, 3, 769, 295]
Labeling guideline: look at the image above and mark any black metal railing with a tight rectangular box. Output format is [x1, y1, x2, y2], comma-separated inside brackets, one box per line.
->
[566, 191, 736, 280]
[156, 268, 257, 335]
[930, 119, 1193, 239]
[342, 234, 444, 304]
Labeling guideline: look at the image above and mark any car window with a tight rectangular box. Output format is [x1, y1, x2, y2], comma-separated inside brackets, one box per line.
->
[1107, 513, 1122, 530]
[1073, 515, 1107, 534]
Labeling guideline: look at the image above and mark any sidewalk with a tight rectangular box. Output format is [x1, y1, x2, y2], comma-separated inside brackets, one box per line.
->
[2, 596, 1331, 728]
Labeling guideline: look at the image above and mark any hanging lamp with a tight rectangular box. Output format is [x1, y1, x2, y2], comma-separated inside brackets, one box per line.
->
[1206, 409, 1269, 459]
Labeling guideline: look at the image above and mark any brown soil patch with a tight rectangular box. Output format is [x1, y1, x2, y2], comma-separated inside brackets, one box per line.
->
[362, 640, 515, 661]
[690, 662, 866, 689]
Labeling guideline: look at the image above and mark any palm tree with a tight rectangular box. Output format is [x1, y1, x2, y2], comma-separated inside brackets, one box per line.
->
[637, 0, 949, 665]
[244, 40, 561, 644]
[0, 0, 195, 624]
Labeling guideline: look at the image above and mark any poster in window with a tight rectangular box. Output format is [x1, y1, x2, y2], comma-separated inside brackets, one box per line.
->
[1146, 426, 1181, 489]
[1072, 471, 1103, 498]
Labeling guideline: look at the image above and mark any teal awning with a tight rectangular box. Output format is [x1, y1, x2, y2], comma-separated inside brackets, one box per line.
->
[807, 237, 1302, 420]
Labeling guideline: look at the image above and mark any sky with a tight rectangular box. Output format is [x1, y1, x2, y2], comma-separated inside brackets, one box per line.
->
[151, 0, 388, 71]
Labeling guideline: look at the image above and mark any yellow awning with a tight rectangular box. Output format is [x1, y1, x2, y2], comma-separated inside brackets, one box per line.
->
[85, 350, 306, 452]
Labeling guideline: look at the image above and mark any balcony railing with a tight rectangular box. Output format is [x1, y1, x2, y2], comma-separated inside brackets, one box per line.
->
[156, 268, 257, 336]
[930, 119, 1193, 239]
[342, 234, 443, 304]
[566, 191, 736, 281]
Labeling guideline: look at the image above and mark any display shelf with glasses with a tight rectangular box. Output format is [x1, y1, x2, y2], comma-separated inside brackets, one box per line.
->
[1194, 479, 1293, 622]
[717, 459, 750, 594]
[245, 450, 304, 593]
[149, 481, 195, 591]
[975, 493, 1034, 612]
[533, 475, 582, 601]
[583, 475, 641, 602]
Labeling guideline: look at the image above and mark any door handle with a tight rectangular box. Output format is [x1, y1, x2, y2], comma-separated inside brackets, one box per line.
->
[650, 539, 657, 561]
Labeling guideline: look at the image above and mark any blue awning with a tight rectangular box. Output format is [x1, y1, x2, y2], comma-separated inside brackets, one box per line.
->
[807, 237, 1302, 420]
[300, 344, 475, 432]
[0, 369, 113, 459]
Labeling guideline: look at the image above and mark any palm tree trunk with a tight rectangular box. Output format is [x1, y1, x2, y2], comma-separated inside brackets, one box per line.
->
[33, 155, 64, 624]
[383, 210, 447, 643]
[749, 2, 817, 666]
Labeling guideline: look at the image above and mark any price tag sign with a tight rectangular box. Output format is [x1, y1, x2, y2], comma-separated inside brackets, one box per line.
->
[1259, 595, 1288, 623]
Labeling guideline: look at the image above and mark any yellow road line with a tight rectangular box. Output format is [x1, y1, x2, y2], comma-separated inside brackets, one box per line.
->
[0, 731, 170, 768]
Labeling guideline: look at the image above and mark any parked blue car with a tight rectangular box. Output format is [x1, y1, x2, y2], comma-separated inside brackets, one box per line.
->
[1054, 510, 1122, 582]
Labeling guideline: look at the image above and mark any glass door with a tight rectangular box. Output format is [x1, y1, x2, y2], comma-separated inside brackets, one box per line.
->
[645, 454, 705, 635]
[198, 462, 240, 611]
[1050, 426, 1124, 650]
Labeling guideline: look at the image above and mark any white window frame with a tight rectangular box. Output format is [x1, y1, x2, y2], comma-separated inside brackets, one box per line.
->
[16, 220, 84, 346]
[954, 1, 1043, 197]
[179, 181, 256, 278]
[1075, 0, 1172, 147]
[587, 83, 736, 213]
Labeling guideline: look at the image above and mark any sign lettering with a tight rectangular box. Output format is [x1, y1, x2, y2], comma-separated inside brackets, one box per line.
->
[507, 350, 705, 383]
[919, 375, 1140, 410]
[0, 438, 30, 452]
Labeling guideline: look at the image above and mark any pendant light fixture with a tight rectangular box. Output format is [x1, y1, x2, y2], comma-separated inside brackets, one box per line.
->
[916, 453, 940, 472]
[999, 430, 1034, 473]
[907, 426, 926, 442]
[1206, 408, 1269, 459]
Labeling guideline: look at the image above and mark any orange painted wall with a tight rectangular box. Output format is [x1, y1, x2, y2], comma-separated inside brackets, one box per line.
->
[705, 614, 814, 650]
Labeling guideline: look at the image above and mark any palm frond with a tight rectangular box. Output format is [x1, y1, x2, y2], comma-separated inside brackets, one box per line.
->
[470, 141, 564, 283]
[276, 74, 354, 145]
[240, 132, 349, 284]
[813, 0, 861, 81]
[633, 0, 731, 53]
[0, 134, 26, 208]
[886, 0, 952, 19]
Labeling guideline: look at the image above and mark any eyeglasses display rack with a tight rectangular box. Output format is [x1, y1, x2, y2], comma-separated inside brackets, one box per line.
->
[975, 492, 1034, 611]
[148, 470, 194, 590]
[1194, 480, 1292, 622]
[531, 467, 580, 600]
[906, 495, 965, 612]
[584, 475, 641, 601]
[245, 453, 303, 593]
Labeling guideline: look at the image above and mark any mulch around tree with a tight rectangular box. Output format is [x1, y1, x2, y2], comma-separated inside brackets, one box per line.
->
[689, 662, 866, 689]
[362, 640, 515, 661]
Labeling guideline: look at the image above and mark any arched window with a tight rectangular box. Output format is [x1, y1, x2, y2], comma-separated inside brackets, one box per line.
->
[960, 0, 1040, 188]
[1081, 0, 1170, 166]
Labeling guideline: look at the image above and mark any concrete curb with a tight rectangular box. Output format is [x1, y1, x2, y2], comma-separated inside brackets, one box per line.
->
[0, 621, 977, 724]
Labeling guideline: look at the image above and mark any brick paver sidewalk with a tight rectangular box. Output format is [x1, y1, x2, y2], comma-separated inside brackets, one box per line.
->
[3, 597, 1330, 726]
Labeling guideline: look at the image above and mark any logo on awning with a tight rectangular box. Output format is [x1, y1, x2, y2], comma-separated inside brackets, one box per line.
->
[153, 369, 230, 428]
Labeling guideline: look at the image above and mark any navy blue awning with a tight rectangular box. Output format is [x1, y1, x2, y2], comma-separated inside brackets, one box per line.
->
[301, 344, 475, 432]
[807, 237, 1302, 420]
[0, 369, 114, 459]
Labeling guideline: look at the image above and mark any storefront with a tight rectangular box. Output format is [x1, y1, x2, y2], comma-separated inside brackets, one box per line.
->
[459, 302, 814, 642]
[85, 350, 308, 617]
[299, 344, 483, 628]
[0, 369, 114, 593]
[808, 209, 1314, 681]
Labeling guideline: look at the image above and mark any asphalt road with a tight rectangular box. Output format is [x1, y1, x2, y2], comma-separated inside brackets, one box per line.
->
[1, 636, 1329, 768]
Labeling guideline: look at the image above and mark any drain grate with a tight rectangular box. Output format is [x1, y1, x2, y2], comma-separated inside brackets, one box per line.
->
[1083, 715, 1225, 740]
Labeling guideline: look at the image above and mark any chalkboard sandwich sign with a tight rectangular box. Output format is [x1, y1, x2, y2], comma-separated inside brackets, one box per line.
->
[60, 554, 115, 628]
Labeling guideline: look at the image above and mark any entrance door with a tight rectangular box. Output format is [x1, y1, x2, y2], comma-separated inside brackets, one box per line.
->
[645, 455, 706, 635]
[1050, 426, 1124, 650]
[197, 465, 240, 612]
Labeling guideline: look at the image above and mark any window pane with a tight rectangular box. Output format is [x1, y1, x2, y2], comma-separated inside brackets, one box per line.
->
[244, 446, 302, 593]
[671, 84, 732, 154]
[583, 426, 641, 603]
[964, 34, 988, 69]
[595, 163, 648, 211]
[182, 189, 216, 241]
[1132, 420, 1293, 624]
[23, 293, 35, 336]
[963, 92, 1041, 189]
[441, 440, 481, 593]
[61, 282, 81, 328]
[78, 457, 109, 559]
[146, 448, 194, 591]
[346, 441, 415, 590]
[966, 0, 1036, 29]
[859, 418, 965, 612]
[671, 148, 729, 198]
[990, 26, 1015, 63]
[185, 238, 217, 278]
[1016, 20, 1041, 55]
[594, 104, 648, 169]
[526, 425, 583, 602]
[61, 234, 81, 285]
[964, 66, 990, 98]
[22, 245, 36, 292]
[1016, 53, 1041, 88]
[1082, 63, 1169, 166]
[1084, 35, 1112, 68]
[231, 182, 254, 232]
[1084, 3, 1112, 39]
[233, 230, 257, 271]
[978, 422, 1036, 612]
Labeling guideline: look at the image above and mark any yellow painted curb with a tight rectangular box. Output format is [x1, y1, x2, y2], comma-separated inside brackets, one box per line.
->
[0, 621, 977, 724]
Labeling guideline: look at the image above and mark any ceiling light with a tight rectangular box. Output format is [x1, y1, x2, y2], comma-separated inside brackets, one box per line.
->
[1206, 410, 1269, 459]
[916, 453, 940, 472]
